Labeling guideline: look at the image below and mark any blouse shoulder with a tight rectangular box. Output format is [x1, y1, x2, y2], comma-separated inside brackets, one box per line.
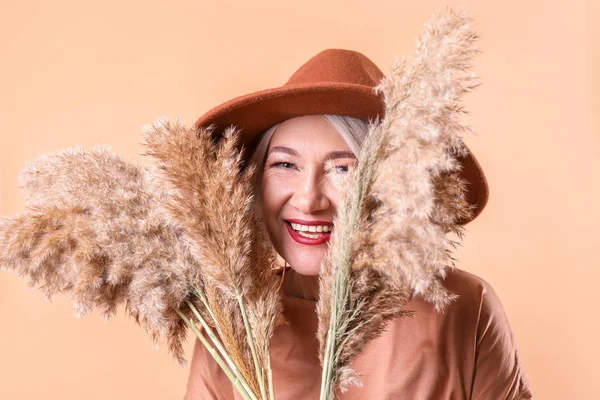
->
[441, 268, 534, 399]
[442, 267, 490, 302]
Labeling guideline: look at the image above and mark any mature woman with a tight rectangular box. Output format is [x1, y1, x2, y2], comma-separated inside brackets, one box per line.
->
[184, 49, 532, 399]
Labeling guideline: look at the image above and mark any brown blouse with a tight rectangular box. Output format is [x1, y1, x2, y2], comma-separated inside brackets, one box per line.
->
[184, 268, 533, 399]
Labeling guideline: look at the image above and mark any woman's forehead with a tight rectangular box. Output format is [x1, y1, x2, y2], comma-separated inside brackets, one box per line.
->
[268, 116, 352, 153]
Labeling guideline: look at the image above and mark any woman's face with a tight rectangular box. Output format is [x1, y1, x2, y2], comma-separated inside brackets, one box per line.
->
[259, 115, 356, 276]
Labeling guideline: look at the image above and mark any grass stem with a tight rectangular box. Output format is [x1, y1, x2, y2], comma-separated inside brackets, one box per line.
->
[175, 308, 253, 400]
[236, 289, 268, 400]
[267, 354, 274, 400]
[185, 299, 258, 400]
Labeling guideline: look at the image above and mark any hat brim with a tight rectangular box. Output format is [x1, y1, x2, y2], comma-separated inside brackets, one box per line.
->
[194, 83, 488, 225]
[194, 82, 385, 146]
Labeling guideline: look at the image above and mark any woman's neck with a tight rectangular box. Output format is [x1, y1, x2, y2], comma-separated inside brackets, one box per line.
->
[282, 268, 320, 301]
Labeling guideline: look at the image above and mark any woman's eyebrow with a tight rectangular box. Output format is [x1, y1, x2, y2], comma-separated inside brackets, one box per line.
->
[268, 146, 298, 156]
[326, 151, 356, 160]
[267, 147, 355, 160]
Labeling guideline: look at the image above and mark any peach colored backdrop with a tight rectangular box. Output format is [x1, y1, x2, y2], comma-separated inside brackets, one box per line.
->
[1, 1, 598, 399]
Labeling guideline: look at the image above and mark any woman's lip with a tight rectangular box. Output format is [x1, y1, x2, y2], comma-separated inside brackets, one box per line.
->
[285, 223, 331, 245]
[285, 218, 334, 226]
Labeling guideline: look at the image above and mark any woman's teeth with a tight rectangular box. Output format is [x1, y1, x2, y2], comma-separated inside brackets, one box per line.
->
[290, 222, 333, 238]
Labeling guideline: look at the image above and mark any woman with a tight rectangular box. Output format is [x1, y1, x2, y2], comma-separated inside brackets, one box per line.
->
[184, 49, 533, 399]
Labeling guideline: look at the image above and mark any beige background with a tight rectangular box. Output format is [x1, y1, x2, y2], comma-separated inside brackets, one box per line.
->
[1, 0, 598, 399]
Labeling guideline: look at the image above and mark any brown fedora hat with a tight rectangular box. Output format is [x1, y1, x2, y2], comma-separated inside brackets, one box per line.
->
[194, 48, 489, 224]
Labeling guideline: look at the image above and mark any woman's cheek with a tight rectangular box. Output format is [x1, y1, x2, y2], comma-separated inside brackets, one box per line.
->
[263, 173, 294, 198]
[323, 180, 342, 211]
[261, 175, 289, 218]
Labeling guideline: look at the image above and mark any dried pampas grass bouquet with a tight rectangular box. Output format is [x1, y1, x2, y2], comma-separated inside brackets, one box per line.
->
[1, 6, 480, 400]
[0, 120, 283, 400]
[317, 7, 480, 398]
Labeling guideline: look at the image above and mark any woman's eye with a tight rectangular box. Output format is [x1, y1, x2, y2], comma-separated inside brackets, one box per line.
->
[270, 161, 295, 169]
[326, 164, 350, 174]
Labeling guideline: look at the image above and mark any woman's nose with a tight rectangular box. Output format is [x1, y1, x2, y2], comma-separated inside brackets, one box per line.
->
[289, 172, 330, 214]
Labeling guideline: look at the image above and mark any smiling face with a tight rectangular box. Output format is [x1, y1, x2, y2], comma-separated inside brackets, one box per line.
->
[259, 115, 357, 276]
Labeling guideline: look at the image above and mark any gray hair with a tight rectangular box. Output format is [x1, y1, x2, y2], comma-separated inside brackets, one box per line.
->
[249, 114, 369, 177]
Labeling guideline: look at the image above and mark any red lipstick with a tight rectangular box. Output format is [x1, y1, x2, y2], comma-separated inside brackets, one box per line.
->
[285, 221, 332, 245]
[286, 218, 333, 226]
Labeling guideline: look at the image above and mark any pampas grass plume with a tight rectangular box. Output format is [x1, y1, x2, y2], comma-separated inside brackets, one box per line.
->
[0, 145, 205, 363]
[317, 6, 480, 395]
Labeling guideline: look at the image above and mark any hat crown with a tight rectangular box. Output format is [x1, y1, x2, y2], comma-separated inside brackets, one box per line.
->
[285, 49, 384, 87]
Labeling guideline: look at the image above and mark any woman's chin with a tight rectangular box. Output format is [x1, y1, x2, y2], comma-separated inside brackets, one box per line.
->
[289, 263, 321, 276]
[284, 251, 324, 276]
[276, 231, 328, 276]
